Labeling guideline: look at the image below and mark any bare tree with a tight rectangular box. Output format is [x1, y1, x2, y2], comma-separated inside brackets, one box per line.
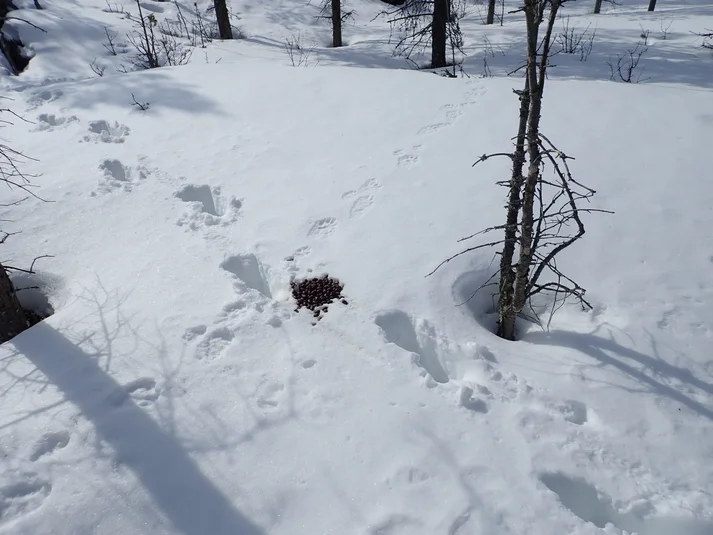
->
[213, 0, 232, 39]
[647, 0, 657, 11]
[0, 107, 43, 343]
[486, 0, 496, 25]
[317, 0, 353, 48]
[332, 0, 343, 47]
[128, 0, 160, 68]
[382, 0, 465, 69]
[594, 0, 603, 14]
[430, 0, 608, 340]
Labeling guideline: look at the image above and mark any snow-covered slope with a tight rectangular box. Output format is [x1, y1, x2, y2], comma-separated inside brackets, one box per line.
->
[1, 0, 713, 534]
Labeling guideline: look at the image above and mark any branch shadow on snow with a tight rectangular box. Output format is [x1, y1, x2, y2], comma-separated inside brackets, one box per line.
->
[10, 322, 265, 535]
[524, 328, 713, 421]
[457, 7, 713, 89]
[57, 68, 223, 114]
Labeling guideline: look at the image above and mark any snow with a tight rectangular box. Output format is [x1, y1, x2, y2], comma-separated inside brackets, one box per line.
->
[1, 0, 713, 533]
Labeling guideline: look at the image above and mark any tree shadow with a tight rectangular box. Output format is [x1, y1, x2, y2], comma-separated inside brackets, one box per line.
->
[524, 327, 713, 420]
[9, 322, 265, 534]
[451, 268, 499, 334]
[5, 2, 222, 114]
[457, 4, 713, 89]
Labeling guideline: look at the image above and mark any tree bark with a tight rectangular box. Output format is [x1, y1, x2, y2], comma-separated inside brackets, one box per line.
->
[497, 81, 529, 341]
[0, 263, 29, 344]
[498, 0, 561, 341]
[593, 0, 603, 14]
[647, 0, 656, 11]
[331, 0, 342, 47]
[213, 0, 233, 40]
[431, 0, 448, 68]
[486, 0, 496, 24]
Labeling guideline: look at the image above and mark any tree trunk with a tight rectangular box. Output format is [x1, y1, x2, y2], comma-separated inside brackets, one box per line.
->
[497, 80, 530, 341]
[593, 0, 603, 14]
[431, 0, 448, 68]
[331, 0, 343, 47]
[486, 0, 496, 24]
[0, 263, 29, 344]
[213, 0, 233, 40]
[647, 0, 656, 11]
[498, 0, 561, 341]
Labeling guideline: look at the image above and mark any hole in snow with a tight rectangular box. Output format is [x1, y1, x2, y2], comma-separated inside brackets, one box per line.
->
[220, 254, 271, 298]
[374, 310, 449, 384]
[10, 271, 59, 325]
[452, 269, 499, 333]
[175, 184, 220, 216]
[99, 159, 128, 182]
[539, 472, 713, 535]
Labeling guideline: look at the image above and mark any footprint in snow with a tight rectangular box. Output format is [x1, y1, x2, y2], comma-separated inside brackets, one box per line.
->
[182, 324, 207, 342]
[256, 382, 285, 411]
[108, 377, 160, 407]
[26, 88, 63, 109]
[194, 327, 234, 361]
[34, 113, 79, 132]
[0, 471, 52, 526]
[342, 178, 382, 218]
[29, 431, 70, 462]
[220, 254, 272, 298]
[307, 217, 338, 238]
[541, 472, 713, 534]
[441, 103, 469, 121]
[552, 399, 589, 425]
[369, 514, 423, 535]
[92, 158, 149, 195]
[284, 246, 312, 275]
[459, 386, 489, 413]
[393, 146, 423, 169]
[82, 119, 130, 143]
[374, 310, 450, 385]
[417, 122, 451, 135]
[175, 184, 242, 230]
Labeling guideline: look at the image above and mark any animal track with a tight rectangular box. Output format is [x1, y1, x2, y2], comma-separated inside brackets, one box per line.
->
[27, 88, 63, 108]
[393, 146, 423, 168]
[108, 377, 159, 407]
[553, 399, 588, 425]
[0, 472, 51, 526]
[175, 184, 242, 229]
[417, 122, 450, 135]
[125, 378, 159, 405]
[29, 431, 70, 462]
[220, 254, 272, 297]
[82, 120, 130, 143]
[396, 153, 420, 168]
[374, 310, 450, 384]
[35, 113, 79, 132]
[182, 324, 207, 342]
[342, 178, 382, 199]
[350, 195, 375, 218]
[441, 103, 468, 121]
[308, 217, 338, 238]
[342, 178, 382, 218]
[464, 85, 487, 103]
[383, 465, 432, 489]
[459, 386, 489, 413]
[93, 158, 149, 194]
[370, 514, 423, 535]
[256, 382, 285, 410]
[195, 327, 234, 361]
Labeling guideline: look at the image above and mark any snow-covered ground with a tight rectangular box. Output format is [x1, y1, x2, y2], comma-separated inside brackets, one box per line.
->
[1, 0, 713, 534]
